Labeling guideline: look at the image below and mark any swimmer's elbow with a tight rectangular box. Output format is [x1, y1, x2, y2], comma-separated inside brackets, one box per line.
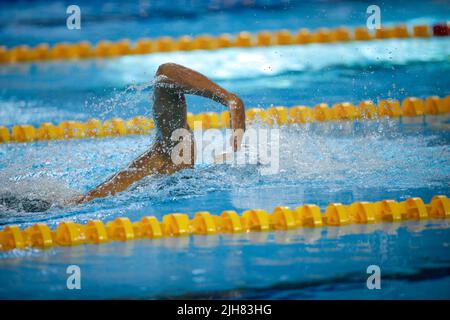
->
[156, 63, 179, 77]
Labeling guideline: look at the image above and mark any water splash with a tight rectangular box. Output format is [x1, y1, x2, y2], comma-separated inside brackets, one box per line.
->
[87, 80, 155, 120]
[0, 173, 80, 215]
[0, 116, 448, 223]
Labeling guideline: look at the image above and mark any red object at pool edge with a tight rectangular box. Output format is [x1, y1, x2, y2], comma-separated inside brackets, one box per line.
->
[433, 23, 449, 36]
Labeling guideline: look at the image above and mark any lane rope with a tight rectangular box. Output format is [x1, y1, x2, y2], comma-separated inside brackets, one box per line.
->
[1, 95, 449, 144]
[0, 23, 449, 64]
[0, 195, 448, 251]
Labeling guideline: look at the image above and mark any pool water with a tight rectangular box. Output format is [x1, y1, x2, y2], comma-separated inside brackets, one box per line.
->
[0, 0, 450, 299]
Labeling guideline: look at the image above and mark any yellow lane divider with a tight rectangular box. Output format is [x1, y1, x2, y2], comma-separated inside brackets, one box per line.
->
[0, 24, 445, 64]
[1, 95, 449, 144]
[0, 195, 448, 251]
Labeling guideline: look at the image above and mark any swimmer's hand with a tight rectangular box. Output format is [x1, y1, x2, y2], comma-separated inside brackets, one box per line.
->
[66, 194, 91, 206]
[214, 151, 233, 164]
[227, 94, 245, 152]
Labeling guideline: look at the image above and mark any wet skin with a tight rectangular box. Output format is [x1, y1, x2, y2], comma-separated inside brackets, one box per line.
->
[73, 63, 245, 204]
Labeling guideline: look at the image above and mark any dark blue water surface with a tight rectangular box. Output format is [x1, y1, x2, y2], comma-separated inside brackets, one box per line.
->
[0, 0, 449, 299]
[1, 0, 450, 46]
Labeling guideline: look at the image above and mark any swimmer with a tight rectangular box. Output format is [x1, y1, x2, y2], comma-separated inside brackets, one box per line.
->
[72, 63, 245, 204]
[0, 191, 52, 213]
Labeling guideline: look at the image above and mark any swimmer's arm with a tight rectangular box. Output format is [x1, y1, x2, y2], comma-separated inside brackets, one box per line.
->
[156, 63, 246, 134]
[72, 171, 141, 204]
[71, 151, 164, 204]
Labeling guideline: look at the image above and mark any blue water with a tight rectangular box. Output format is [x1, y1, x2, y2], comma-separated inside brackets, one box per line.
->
[1, 0, 450, 299]
[1, 0, 450, 47]
[1, 221, 450, 299]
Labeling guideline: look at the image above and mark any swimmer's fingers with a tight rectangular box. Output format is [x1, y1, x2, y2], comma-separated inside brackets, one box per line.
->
[226, 93, 245, 152]
[213, 152, 233, 164]
[67, 194, 89, 206]
[228, 94, 245, 131]
[230, 129, 244, 152]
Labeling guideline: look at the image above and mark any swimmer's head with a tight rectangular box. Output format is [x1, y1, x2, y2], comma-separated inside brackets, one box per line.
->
[0, 192, 52, 212]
